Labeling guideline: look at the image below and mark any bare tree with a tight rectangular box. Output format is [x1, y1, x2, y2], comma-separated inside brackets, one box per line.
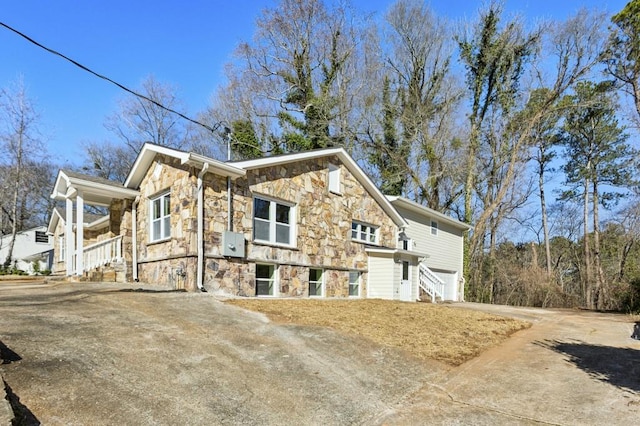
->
[83, 75, 198, 181]
[557, 80, 635, 310]
[605, 0, 640, 128]
[367, 0, 463, 209]
[217, 0, 367, 152]
[519, 88, 562, 279]
[80, 139, 136, 183]
[0, 77, 48, 269]
[458, 6, 608, 301]
[104, 75, 192, 153]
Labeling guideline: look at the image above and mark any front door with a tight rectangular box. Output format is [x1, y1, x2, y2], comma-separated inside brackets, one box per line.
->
[400, 260, 412, 301]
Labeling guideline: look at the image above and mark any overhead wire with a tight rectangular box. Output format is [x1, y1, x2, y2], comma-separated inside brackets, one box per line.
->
[0, 21, 223, 135]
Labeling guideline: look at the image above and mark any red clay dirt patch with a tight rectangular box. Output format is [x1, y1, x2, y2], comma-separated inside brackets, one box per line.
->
[225, 299, 530, 366]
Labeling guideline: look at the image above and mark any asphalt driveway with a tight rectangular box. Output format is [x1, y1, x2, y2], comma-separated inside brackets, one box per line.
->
[1, 280, 639, 425]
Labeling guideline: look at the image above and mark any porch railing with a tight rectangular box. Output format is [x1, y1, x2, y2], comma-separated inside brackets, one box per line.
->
[82, 235, 123, 272]
[418, 262, 444, 303]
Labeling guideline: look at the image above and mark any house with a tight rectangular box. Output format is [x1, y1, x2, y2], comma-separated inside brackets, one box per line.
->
[49, 143, 469, 301]
[0, 226, 54, 274]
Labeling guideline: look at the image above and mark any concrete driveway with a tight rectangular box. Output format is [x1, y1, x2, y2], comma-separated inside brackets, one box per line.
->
[1, 281, 639, 425]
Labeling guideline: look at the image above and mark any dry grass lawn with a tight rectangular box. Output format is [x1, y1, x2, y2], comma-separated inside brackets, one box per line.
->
[225, 298, 530, 366]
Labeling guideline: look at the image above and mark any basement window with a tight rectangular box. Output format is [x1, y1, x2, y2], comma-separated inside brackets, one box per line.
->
[256, 264, 276, 296]
[349, 271, 361, 297]
[309, 268, 324, 297]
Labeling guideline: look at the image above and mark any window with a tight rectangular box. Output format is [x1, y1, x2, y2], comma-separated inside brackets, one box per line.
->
[59, 236, 66, 262]
[328, 163, 341, 194]
[256, 264, 276, 296]
[151, 193, 171, 242]
[399, 233, 412, 251]
[35, 231, 49, 243]
[309, 269, 323, 297]
[349, 271, 361, 297]
[431, 220, 438, 236]
[253, 197, 294, 246]
[351, 221, 378, 244]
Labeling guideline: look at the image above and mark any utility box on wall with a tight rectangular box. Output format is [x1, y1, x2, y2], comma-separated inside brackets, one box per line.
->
[222, 231, 245, 258]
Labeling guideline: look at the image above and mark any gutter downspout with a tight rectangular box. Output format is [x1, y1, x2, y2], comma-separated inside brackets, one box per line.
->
[226, 131, 233, 232]
[132, 196, 140, 281]
[197, 163, 209, 292]
[227, 176, 232, 232]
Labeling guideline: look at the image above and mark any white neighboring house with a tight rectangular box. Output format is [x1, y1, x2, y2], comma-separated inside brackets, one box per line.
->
[0, 226, 54, 274]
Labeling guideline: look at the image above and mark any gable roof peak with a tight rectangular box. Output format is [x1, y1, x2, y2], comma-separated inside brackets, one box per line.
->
[124, 142, 245, 189]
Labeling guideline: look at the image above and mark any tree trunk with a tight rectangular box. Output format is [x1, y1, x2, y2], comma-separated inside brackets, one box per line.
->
[619, 240, 633, 281]
[489, 224, 497, 304]
[3, 125, 24, 270]
[3, 185, 19, 268]
[592, 180, 607, 310]
[583, 176, 592, 309]
[539, 163, 552, 279]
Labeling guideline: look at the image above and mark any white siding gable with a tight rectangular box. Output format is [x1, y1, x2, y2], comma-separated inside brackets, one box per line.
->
[394, 205, 465, 275]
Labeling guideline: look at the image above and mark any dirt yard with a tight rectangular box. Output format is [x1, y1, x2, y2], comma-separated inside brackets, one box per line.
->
[225, 298, 529, 365]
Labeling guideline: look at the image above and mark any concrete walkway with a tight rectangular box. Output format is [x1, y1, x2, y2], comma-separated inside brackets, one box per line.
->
[377, 303, 640, 425]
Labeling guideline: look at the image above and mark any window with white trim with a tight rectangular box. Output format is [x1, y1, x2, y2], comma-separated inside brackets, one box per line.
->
[349, 271, 361, 297]
[351, 221, 378, 244]
[431, 220, 438, 236]
[59, 235, 66, 262]
[328, 163, 341, 194]
[253, 197, 295, 246]
[151, 192, 171, 242]
[309, 268, 323, 297]
[256, 264, 276, 296]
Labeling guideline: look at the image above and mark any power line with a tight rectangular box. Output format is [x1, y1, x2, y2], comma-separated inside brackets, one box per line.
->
[0, 21, 223, 135]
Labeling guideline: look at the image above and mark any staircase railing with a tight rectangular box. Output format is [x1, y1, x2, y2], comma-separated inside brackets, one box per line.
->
[82, 235, 123, 272]
[418, 262, 444, 303]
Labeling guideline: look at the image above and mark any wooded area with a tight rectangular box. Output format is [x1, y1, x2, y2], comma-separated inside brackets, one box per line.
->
[1, 0, 639, 312]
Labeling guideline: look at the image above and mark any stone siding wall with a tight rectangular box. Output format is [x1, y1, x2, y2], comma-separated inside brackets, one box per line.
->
[127, 153, 398, 295]
[134, 154, 199, 291]
[138, 257, 196, 290]
[202, 156, 398, 297]
[51, 220, 65, 274]
[108, 198, 135, 281]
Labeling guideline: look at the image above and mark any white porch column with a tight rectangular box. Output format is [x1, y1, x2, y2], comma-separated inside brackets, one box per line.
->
[65, 197, 74, 276]
[76, 190, 84, 276]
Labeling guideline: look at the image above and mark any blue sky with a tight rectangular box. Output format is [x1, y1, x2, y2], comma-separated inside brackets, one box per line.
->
[0, 0, 628, 167]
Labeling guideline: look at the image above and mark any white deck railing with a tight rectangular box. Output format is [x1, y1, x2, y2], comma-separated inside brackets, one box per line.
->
[418, 262, 444, 303]
[82, 235, 123, 272]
